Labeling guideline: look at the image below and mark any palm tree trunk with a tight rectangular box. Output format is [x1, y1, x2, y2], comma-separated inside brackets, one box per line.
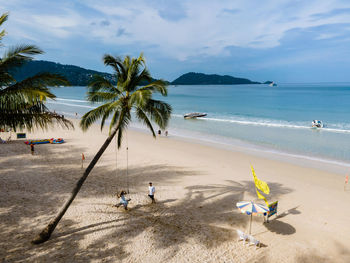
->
[32, 126, 119, 244]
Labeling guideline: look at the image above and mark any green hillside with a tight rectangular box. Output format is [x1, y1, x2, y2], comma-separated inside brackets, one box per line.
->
[171, 72, 260, 85]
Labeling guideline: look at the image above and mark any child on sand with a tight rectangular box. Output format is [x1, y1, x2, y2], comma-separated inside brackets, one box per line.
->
[115, 190, 130, 210]
[148, 182, 156, 203]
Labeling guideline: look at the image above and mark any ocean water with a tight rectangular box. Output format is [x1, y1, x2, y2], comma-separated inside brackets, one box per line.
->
[48, 83, 350, 166]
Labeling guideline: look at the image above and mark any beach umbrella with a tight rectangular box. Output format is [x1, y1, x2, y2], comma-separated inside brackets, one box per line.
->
[236, 201, 269, 234]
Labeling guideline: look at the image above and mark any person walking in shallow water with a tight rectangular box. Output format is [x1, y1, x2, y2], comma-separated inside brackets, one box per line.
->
[148, 182, 156, 203]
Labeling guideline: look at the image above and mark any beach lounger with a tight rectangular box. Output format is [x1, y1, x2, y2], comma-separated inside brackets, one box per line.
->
[248, 235, 260, 248]
[265, 201, 278, 222]
[236, 229, 248, 245]
[16, 133, 26, 139]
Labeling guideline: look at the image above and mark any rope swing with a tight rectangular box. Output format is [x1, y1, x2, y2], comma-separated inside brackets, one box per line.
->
[114, 131, 130, 194]
[126, 130, 129, 194]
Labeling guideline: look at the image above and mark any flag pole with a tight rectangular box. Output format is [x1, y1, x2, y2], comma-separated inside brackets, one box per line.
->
[249, 213, 252, 235]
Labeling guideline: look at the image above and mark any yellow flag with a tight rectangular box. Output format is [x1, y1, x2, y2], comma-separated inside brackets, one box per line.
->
[256, 188, 269, 206]
[251, 166, 270, 194]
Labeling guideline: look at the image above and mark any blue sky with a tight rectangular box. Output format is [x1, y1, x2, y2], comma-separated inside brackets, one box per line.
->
[1, 0, 350, 82]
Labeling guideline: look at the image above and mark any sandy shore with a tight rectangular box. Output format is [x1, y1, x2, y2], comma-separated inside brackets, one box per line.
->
[1, 119, 350, 262]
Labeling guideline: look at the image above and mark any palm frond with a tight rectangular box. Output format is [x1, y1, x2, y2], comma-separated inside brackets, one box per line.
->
[80, 102, 120, 131]
[87, 91, 119, 103]
[0, 12, 8, 41]
[1, 73, 68, 99]
[128, 68, 152, 92]
[0, 13, 73, 135]
[88, 74, 119, 95]
[135, 107, 156, 137]
[0, 72, 15, 87]
[136, 79, 168, 96]
[142, 99, 172, 130]
[0, 44, 43, 72]
[103, 54, 126, 80]
[129, 89, 152, 108]
[0, 103, 73, 132]
[0, 12, 8, 27]
[114, 109, 131, 148]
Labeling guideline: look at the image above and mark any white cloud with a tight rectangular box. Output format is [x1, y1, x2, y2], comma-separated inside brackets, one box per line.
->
[1, 0, 350, 61]
[81, 0, 350, 59]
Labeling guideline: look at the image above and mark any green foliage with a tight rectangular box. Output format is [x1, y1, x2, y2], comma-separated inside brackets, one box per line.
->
[11, 60, 167, 87]
[0, 12, 73, 131]
[80, 53, 172, 148]
[171, 72, 261, 85]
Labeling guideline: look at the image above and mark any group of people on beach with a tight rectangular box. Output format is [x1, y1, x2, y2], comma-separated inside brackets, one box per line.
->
[157, 130, 168, 136]
[114, 182, 156, 210]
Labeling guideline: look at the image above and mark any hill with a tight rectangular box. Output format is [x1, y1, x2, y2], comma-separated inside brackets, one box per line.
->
[11, 60, 117, 86]
[171, 72, 260, 85]
[11, 61, 263, 86]
[11, 60, 162, 86]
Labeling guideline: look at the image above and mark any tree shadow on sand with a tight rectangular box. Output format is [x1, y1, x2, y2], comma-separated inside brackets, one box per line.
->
[1, 140, 295, 262]
[43, 180, 293, 261]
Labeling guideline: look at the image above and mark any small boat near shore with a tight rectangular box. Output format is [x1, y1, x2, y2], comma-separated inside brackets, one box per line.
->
[184, 112, 207, 119]
[311, 120, 323, 128]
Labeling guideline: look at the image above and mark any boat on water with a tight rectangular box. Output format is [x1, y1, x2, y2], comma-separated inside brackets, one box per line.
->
[269, 81, 277, 87]
[311, 120, 323, 128]
[184, 112, 207, 119]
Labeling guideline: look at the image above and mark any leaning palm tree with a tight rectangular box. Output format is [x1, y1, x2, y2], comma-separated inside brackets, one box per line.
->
[32, 53, 172, 244]
[0, 12, 72, 131]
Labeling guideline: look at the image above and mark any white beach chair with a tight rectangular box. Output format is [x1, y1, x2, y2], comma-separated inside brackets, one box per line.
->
[236, 229, 248, 245]
[248, 235, 260, 249]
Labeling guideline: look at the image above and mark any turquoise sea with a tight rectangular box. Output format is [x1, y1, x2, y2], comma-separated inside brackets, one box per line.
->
[48, 83, 350, 167]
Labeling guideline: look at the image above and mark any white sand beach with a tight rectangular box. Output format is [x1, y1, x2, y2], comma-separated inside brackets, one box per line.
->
[1, 120, 350, 262]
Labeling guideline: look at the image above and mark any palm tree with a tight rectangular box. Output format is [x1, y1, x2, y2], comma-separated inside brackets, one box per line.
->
[0, 12, 72, 131]
[32, 53, 172, 244]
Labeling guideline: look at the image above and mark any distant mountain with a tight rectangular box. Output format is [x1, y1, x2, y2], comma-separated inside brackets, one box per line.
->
[11, 61, 265, 87]
[11, 60, 117, 86]
[11, 60, 163, 86]
[171, 72, 261, 85]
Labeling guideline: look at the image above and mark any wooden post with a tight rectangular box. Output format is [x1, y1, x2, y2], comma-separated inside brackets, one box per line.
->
[249, 213, 252, 235]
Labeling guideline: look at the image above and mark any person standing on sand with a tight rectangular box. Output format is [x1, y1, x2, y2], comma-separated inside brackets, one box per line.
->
[30, 143, 34, 155]
[158, 130, 161, 136]
[148, 182, 156, 203]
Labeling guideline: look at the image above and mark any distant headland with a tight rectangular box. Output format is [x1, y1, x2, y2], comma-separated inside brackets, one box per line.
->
[12, 60, 269, 86]
[172, 72, 260, 85]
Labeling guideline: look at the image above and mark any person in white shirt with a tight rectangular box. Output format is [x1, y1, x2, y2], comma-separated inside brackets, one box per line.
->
[148, 182, 156, 203]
